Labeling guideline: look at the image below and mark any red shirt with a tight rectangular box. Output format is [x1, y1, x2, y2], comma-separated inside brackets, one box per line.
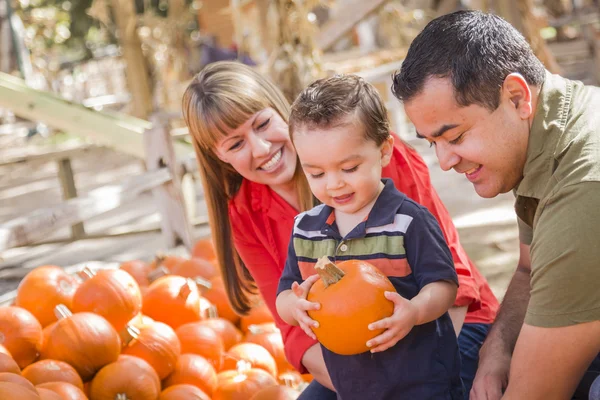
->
[229, 136, 498, 373]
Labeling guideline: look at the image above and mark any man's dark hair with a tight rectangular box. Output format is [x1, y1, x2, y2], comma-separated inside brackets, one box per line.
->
[392, 10, 546, 110]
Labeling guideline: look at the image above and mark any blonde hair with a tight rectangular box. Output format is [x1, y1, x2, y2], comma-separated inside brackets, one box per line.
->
[182, 61, 314, 314]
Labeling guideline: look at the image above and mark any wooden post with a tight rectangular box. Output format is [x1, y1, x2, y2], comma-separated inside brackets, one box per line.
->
[109, 0, 153, 118]
[144, 113, 194, 251]
[56, 158, 86, 239]
[0, 0, 13, 73]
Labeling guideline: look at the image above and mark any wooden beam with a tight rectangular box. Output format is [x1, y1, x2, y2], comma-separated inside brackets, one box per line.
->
[0, 71, 193, 160]
[0, 167, 172, 252]
[316, 0, 390, 51]
[0, 143, 93, 167]
[56, 158, 86, 239]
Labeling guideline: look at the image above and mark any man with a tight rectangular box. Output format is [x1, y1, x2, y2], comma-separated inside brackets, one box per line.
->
[392, 10, 600, 400]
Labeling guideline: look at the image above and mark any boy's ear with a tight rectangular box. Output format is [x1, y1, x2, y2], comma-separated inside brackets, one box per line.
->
[380, 135, 394, 167]
[502, 73, 533, 120]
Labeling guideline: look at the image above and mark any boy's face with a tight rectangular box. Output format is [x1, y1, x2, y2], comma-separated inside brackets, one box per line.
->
[293, 118, 393, 217]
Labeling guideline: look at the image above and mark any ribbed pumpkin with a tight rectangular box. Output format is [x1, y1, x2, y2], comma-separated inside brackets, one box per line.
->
[41, 305, 121, 381]
[202, 278, 240, 325]
[192, 238, 217, 263]
[162, 354, 218, 396]
[119, 260, 153, 288]
[36, 382, 87, 400]
[0, 306, 43, 368]
[249, 385, 300, 400]
[0, 344, 10, 357]
[307, 257, 396, 355]
[121, 321, 181, 379]
[245, 323, 293, 374]
[277, 371, 304, 388]
[170, 258, 218, 281]
[213, 361, 278, 400]
[198, 315, 242, 350]
[222, 343, 277, 377]
[240, 302, 274, 333]
[36, 387, 63, 400]
[72, 268, 142, 332]
[89, 355, 161, 400]
[150, 255, 187, 271]
[175, 322, 224, 371]
[0, 381, 40, 399]
[0, 372, 38, 393]
[142, 276, 204, 329]
[15, 266, 80, 327]
[159, 384, 211, 400]
[22, 359, 83, 389]
[0, 353, 20, 374]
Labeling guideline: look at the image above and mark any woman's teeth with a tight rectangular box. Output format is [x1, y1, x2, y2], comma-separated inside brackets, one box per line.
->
[260, 149, 282, 171]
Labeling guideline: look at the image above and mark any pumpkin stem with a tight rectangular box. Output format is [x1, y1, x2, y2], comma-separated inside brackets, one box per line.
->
[121, 325, 141, 347]
[148, 266, 169, 283]
[77, 267, 95, 281]
[153, 253, 166, 268]
[178, 279, 196, 299]
[314, 256, 345, 288]
[247, 323, 278, 335]
[54, 304, 73, 320]
[115, 394, 130, 400]
[193, 276, 213, 293]
[236, 359, 252, 374]
[207, 305, 219, 319]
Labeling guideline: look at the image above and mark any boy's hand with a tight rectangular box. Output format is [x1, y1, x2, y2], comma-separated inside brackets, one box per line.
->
[366, 291, 417, 353]
[291, 274, 321, 340]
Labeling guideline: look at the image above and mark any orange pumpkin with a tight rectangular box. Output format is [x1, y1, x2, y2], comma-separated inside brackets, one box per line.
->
[198, 316, 242, 350]
[277, 371, 304, 388]
[36, 387, 63, 400]
[0, 353, 20, 374]
[41, 305, 121, 381]
[307, 257, 395, 355]
[203, 277, 240, 325]
[90, 355, 161, 400]
[192, 238, 217, 263]
[119, 260, 153, 287]
[213, 361, 278, 400]
[240, 302, 274, 333]
[245, 323, 293, 374]
[121, 321, 181, 379]
[170, 258, 219, 281]
[15, 266, 79, 327]
[150, 255, 187, 271]
[22, 359, 83, 389]
[159, 384, 211, 400]
[175, 322, 224, 371]
[0, 306, 43, 368]
[36, 382, 87, 400]
[0, 381, 40, 399]
[0, 372, 38, 393]
[0, 344, 10, 357]
[72, 268, 142, 332]
[142, 276, 204, 329]
[162, 354, 218, 396]
[249, 385, 300, 400]
[222, 343, 277, 377]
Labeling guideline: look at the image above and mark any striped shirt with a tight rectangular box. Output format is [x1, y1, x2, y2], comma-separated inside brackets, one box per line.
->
[277, 179, 463, 399]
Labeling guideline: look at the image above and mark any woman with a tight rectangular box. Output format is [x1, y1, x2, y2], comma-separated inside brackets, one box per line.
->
[183, 61, 498, 398]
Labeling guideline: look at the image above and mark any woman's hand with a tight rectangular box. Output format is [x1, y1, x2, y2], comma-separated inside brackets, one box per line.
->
[366, 291, 418, 353]
[290, 275, 321, 339]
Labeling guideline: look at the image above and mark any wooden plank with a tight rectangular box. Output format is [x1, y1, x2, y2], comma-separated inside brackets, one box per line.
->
[144, 114, 194, 251]
[316, 0, 390, 51]
[0, 72, 193, 160]
[56, 158, 85, 239]
[0, 167, 172, 252]
[0, 143, 94, 167]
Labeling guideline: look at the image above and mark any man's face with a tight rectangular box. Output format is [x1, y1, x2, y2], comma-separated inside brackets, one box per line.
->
[404, 77, 530, 198]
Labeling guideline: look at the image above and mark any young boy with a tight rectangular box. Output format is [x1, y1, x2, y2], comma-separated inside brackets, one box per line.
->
[275, 75, 463, 399]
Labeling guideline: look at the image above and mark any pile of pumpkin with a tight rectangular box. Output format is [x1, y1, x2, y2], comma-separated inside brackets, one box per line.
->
[0, 239, 310, 399]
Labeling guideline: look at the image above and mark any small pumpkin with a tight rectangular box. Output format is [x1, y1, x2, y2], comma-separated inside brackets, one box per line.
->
[170, 258, 219, 281]
[158, 384, 211, 400]
[249, 385, 300, 400]
[203, 278, 240, 325]
[222, 343, 277, 377]
[245, 323, 293, 374]
[72, 268, 142, 332]
[240, 302, 274, 333]
[0, 306, 43, 368]
[277, 371, 304, 388]
[41, 305, 121, 381]
[0, 344, 10, 357]
[198, 313, 242, 350]
[89, 355, 161, 400]
[192, 238, 217, 263]
[213, 361, 278, 400]
[0, 381, 40, 399]
[121, 321, 181, 379]
[36, 382, 87, 400]
[36, 387, 63, 400]
[175, 322, 224, 370]
[22, 359, 83, 389]
[150, 254, 187, 271]
[306, 257, 395, 355]
[119, 260, 153, 288]
[0, 372, 38, 393]
[0, 353, 20, 374]
[162, 354, 218, 396]
[15, 266, 79, 327]
[142, 276, 204, 329]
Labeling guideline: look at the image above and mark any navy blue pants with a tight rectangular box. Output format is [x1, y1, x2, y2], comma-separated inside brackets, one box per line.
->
[297, 323, 491, 400]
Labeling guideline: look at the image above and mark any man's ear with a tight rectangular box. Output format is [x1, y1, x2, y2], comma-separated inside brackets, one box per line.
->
[502, 73, 533, 120]
[381, 135, 394, 167]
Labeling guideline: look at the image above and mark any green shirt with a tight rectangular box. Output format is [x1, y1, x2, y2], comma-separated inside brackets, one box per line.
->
[515, 72, 600, 328]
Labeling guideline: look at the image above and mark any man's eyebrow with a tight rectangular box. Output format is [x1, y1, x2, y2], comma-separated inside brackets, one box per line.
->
[415, 124, 459, 139]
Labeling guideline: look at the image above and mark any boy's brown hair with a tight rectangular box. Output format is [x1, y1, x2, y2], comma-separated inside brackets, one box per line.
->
[289, 74, 390, 146]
